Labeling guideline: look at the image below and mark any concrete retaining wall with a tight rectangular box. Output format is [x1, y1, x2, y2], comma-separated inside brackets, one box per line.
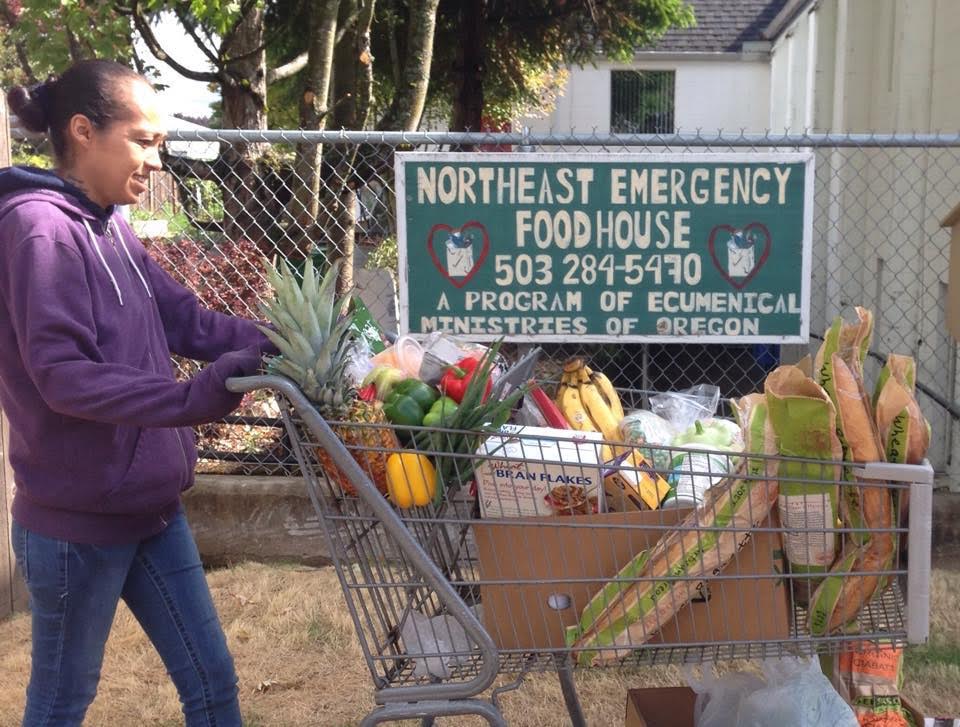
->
[183, 474, 332, 567]
[185, 474, 960, 567]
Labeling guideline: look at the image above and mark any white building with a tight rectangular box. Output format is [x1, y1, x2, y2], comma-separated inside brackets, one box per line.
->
[770, 0, 960, 474]
[521, 0, 786, 134]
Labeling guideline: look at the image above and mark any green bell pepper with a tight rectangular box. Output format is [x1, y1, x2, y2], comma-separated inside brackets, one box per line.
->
[422, 396, 459, 428]
[383, 394, 426, 427]
[390, 379, 440, 412]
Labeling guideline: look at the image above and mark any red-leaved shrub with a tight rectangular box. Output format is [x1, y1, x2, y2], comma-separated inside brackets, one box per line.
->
[142, 236, 270, 318]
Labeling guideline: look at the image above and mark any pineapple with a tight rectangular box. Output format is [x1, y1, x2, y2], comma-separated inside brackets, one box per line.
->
[257, 257, 399, 495]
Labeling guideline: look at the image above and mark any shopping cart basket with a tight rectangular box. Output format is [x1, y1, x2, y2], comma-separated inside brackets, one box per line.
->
[226, 374, 934, 727]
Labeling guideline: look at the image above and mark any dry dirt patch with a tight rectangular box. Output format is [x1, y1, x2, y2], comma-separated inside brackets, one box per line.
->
[0, 564, 957, 726]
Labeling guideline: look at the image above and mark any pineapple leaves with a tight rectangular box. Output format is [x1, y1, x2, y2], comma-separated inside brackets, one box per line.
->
[316, 258, 344, 333]
[257, 254, 361, 412]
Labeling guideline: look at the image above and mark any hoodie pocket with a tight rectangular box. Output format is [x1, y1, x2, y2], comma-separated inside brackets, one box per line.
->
[101, 426, 191, 514]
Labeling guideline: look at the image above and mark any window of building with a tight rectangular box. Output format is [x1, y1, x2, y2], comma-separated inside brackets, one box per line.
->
[610, 70, 676, 134]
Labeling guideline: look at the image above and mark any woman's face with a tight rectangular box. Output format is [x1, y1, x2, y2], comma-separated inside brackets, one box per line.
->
[67, 79, 167, 208]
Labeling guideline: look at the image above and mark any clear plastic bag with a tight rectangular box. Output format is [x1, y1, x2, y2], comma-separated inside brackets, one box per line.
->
[417, 332, 490, 385]
[514, 393, 549, 428]
[688, 658, 858, 727]
[399, 606, 481, 679]
[618, 410, 676, 470]
[344, 338, 375, 387]
[650, 384, 721, 432]
[370, 334, 424, 378]
[688, 666, 764, 727]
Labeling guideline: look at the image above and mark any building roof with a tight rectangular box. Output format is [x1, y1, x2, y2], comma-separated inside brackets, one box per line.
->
[645, 0, 792, 53]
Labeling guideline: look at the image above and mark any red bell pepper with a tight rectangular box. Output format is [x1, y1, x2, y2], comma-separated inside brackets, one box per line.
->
[440, 355, 492, 404]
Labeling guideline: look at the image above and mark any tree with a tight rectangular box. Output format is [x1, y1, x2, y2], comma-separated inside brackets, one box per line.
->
[324, 0, 377, 295]
[374, 0, 440, 131]
[431, 0, 695, 132]
[116, 1, 273, 245]
[275, 0, 441, 296]
[6, 0, 277, 245]
[289, 0, 339, 236]
[2, 0, 134, 83]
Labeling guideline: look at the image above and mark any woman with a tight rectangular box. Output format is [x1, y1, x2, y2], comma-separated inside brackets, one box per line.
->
[1, 60, 269, 726]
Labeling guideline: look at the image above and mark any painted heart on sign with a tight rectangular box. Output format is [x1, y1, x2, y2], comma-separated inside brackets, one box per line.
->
[426, 221, 490, 289]
[707, 222, 772, 290]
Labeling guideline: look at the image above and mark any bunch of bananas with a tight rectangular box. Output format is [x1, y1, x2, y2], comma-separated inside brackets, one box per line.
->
[555, 358, 625, 461]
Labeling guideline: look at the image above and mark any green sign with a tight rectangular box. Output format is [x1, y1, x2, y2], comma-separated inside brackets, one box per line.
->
[395, 152, 813, 343]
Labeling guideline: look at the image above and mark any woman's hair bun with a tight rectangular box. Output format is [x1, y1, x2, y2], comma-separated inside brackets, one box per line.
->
[6, 81, 54, 133]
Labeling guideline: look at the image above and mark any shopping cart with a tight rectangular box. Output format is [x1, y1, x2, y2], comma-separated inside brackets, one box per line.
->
[226, 374, 934, 727]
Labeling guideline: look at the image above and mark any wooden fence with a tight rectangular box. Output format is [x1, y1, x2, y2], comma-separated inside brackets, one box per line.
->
[133, 170, 180, 216]
[0, 95, 28, 620]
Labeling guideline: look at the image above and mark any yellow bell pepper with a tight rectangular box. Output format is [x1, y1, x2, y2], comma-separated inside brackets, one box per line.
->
[385, 452, 437, 508]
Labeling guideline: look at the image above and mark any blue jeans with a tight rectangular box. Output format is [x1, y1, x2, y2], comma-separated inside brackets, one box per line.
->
[11, 512, 241, 727]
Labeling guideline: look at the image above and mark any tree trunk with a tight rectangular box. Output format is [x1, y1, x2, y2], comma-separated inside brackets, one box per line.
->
[219, 4, 269, 248]
[331, 185, 357, 299]
[289, 0, 340, 252]
[450, 0, 486, 135]
[333, 0, 359, 131]
[324, 0, 376, 296]
[376, 0, 440, 131]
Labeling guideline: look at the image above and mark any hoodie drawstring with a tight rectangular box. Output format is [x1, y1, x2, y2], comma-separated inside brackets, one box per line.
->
[111, 219, 153, 299]
[82, 219, 124, 306]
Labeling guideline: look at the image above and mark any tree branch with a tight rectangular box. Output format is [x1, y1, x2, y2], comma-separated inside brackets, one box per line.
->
[129, 1, 220, 83]
[174, 7, 221, 67]
[267, 53, 309, 84]
[265, 4, 360, 85]
[14, 40, 36, 84]
[220, 27, 288, 64]
[65, 26, 86, 62]
[335, 6, 361, 44]
[1, 3, 37, 84]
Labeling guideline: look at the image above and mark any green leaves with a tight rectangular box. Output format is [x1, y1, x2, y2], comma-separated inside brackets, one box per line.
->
[9, 0, 133, 80]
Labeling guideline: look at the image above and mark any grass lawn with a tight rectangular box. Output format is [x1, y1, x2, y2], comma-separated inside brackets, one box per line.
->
[0, 561, 957, 726]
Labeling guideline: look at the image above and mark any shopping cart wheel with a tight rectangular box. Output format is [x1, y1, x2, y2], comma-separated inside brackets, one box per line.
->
[359, 700, 506, 726]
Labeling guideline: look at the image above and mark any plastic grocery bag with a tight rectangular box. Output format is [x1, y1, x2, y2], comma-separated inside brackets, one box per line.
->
[688, 658, 857, 727]
[688, 666, 765, 727]
[399, 606, 482, 679]
[649, 384, 720, 432]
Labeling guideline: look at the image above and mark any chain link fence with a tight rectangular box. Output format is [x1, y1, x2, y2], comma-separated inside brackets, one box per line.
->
[107, 129, 960, 477]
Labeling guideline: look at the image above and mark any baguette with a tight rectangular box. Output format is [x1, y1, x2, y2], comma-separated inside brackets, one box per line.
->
[831, 353, 883, 463]
[832, 354, 892, 545]
[571, 456, 778, 665]
[872, 353, 917, 409]
[815, 306, 874, 386]
[807, 354, 895, 634]
[808, 539, 891, 636]
[875, 375, 930, 466]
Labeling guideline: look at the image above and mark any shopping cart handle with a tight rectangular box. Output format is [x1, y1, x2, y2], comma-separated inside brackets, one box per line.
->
[225, 374, 297, 396]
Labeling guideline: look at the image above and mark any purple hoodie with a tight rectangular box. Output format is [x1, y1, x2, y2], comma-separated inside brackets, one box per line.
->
[0, 167, 269, 545]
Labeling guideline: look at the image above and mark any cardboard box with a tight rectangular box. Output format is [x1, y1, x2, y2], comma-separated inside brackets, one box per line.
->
[603, 450, 672, 512]
[474, 425, 605, 518]
[625, 688, 926, 727]
[625, 687, 696, 727]
[473, 509, 790, 651]
[943, 201, 960, 342]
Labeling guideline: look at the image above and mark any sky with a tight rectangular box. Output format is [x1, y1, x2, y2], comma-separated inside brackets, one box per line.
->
[137, 13, 219, 122]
